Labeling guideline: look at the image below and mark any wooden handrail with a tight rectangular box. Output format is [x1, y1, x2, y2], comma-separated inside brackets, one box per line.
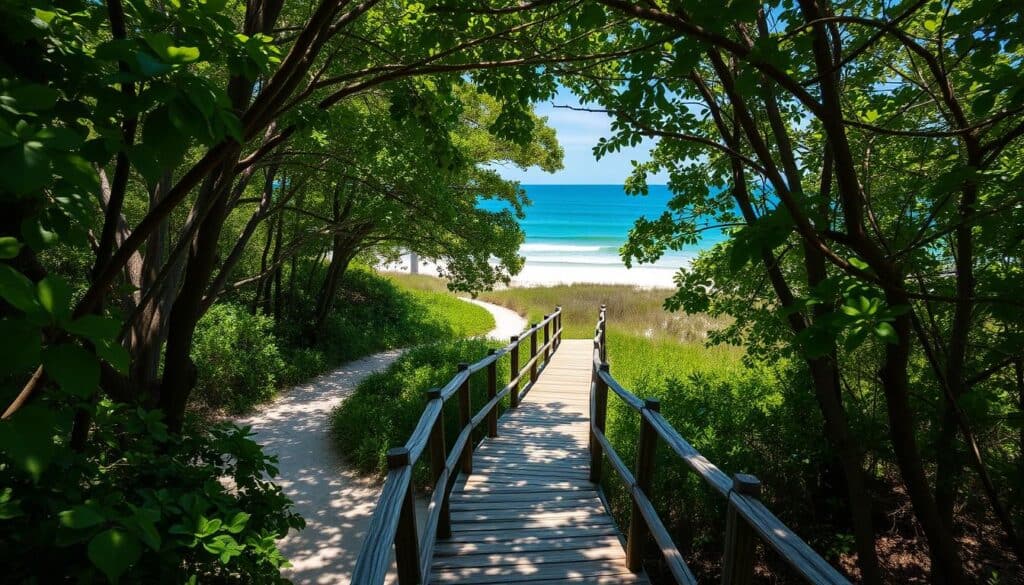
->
[352, 307, 563, 585]
[590, 306, 851, 584]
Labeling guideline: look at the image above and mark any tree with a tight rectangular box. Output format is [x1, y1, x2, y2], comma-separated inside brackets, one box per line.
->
[561, 0, 1024, 581]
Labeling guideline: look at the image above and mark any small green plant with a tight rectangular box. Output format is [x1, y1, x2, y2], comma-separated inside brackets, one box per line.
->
[0, 401, 304, 583]
[192, 303, 285, 413]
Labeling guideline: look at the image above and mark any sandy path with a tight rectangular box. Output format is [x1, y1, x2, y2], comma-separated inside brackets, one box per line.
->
[464, 297, 526, 341]
[237, 300, 525, 584]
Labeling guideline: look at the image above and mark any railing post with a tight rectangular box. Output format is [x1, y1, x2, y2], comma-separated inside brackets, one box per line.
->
[626, 398, 660, 572]
[486, 349, 498, 438]
[509, 335, 520, 408]
[555, 306, 562, 349]
[543, 314, 550, 362]
[456, 363, 472, 475]
[387, 447, 421, 585]
[426, 389, 450, 539]
[589, 362, 609, 483]
[721, 473, 761, 585]
[529, 324, 538, 384]
[599, 304, 607, 363]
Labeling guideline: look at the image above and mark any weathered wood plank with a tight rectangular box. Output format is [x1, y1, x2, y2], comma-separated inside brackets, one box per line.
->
[433, 535, 623, 556]
[431, 544, 628, 569]
[430, 559, 635, 583]
[438, 524, 622, 544]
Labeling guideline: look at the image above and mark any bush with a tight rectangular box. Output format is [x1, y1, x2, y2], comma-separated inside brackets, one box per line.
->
[0, 401, 303, 583]
[192, 303, 286, 413]
[331, 338, 510, 486]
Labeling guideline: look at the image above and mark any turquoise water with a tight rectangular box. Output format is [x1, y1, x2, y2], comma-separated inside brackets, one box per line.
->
[479, 184, 724, 275]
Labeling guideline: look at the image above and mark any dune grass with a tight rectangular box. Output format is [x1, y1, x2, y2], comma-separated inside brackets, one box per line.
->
[478, 283, 725, 342]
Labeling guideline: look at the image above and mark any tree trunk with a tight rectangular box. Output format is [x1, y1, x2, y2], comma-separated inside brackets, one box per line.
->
[158, 166, 236, 431]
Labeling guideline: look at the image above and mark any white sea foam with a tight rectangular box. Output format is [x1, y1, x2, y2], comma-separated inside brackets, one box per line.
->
[519, 243, 604, 253]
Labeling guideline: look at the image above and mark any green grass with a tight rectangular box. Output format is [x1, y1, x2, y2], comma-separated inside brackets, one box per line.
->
[331, 338, 515, 487]
[478, 283, 726, 342]
[404, 286, 494, 339]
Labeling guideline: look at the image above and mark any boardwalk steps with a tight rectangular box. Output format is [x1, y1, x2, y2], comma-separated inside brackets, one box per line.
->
[352, 306, 851, 584]
[429, 339, 641, 584]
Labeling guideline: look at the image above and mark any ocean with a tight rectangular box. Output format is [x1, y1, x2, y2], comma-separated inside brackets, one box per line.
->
[479, 185, 725, 287]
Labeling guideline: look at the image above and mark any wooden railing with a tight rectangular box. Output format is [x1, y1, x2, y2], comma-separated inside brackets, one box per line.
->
[352, 308, 564, 585]
[590, 305, 851, 584]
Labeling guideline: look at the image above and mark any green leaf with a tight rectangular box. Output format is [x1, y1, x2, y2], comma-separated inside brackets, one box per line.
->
[88, 529, 141, 583]
[0, 405, 56, 482]
[125, 506, 162, 551]
[21, 215, 60, 251]
[0, 487, 22, 519]
[0, 237, 21, 259]
[196, 515, 223, 538]
[874, 322, 899, 344]
[2, 84, 59, 112]
[135, 51, 172, 77]
[0, 140, 51, 195]
[95, 338, 130, 374]
[65, 315, 121, 341]
[42, 343, 100, 398]
[844, 326, 870, 351]
[203, 534, 244, 564]
[972, 91, 996, 117]
[0, 264, 42, 313]
[60, 504, 106, 530]
[225, 511, 250, 534]
[143, 33, 200, 64]
[36, 275, 71, 322]
[0, 318, 41, 376]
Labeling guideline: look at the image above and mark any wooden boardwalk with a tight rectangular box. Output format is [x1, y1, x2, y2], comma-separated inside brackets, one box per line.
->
[429, 340, 647, 584]
[355, 308, 848, 585]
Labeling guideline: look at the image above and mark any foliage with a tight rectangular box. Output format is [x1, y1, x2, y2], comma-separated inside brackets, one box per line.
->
[0, 401, 303, 583]
[194, 268, 495, 412]
[558, 0, 1024, 579]
[331, 338, 510, 487]
[192, 304, 285, 413]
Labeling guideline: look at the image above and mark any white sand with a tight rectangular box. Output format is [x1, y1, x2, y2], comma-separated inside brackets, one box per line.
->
[236, 299, 524, 584]
[381, 254, 680, 289]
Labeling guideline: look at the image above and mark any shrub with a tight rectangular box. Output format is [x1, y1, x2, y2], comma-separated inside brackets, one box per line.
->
[331, 338, 509, 486]
[192, 303, 285, 413]
[0, 401, 304, 583]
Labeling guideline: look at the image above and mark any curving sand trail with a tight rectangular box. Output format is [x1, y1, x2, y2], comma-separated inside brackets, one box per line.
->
[236, 299, 525, 584]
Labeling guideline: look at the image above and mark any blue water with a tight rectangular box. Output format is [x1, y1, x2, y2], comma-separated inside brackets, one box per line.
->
[478, 185, 724, 274]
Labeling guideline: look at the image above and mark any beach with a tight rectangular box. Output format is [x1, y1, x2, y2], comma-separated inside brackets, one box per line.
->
[384, 185, 718, 288]
[380, 254, 681, 288]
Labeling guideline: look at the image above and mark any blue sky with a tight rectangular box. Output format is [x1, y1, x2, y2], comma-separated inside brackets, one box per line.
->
[495, 87, 669, 185]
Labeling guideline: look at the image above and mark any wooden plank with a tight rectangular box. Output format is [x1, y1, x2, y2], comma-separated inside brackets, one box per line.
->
[450, 496, 602, 511]
[434, 535, 623, 556]
[448, 516, 616, 532]
[431, 544, 628, 569]
[430, 559, 636, 583]
[439, 524, 621, 544]
[522, 574, 648, 585]
[451, 489, 600, 503]
[450, 505, 608, 523]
